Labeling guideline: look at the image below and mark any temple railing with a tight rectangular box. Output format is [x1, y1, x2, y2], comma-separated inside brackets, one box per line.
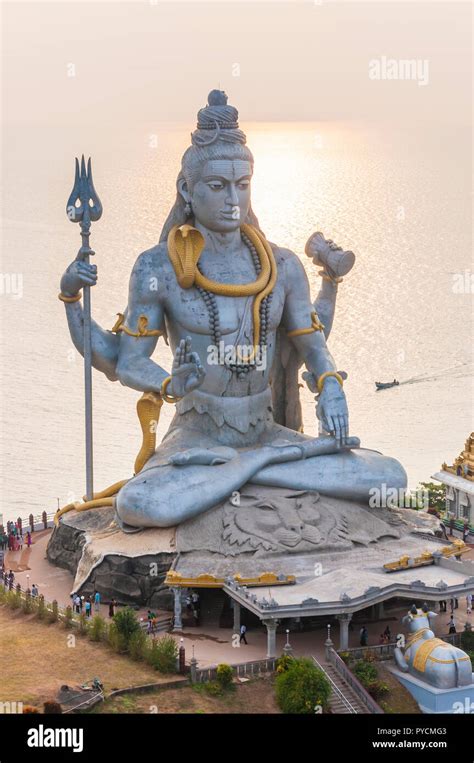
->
[0, 511, 56, 536]
[337, 642, 397, 661]
[194, 657, 276, 683]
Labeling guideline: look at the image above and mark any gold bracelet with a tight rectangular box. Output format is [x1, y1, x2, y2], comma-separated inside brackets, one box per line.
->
[318, 270, 343, 284]
[58, 292, 81, 303]
[317, 371, 344, 394]
[160, 375, 182, 403]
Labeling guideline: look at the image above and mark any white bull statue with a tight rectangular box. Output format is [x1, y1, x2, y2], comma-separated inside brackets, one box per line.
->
[394, 605, 473, 689]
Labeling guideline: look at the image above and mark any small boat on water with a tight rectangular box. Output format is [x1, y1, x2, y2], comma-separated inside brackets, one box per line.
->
[375, 380, 399, 390]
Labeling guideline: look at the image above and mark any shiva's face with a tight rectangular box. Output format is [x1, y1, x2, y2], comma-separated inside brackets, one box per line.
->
[183, 160, 252, 233]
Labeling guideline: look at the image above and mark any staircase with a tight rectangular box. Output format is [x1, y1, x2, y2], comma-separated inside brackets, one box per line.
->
[140, 614, 173, 634]
[312, 657, 369, 714]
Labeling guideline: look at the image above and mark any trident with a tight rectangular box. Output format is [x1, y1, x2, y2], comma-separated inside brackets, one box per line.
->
[66, 156, 103, 501]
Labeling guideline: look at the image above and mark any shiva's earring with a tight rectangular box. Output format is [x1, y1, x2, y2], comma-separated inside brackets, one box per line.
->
[184, 201, 192, 218]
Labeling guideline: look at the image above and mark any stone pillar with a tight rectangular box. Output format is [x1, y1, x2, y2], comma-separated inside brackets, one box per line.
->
[172, 587, 183, 631]
[336, 613, 352, 650]
[377, 601, 385, 619]
[264, 619, 277, 659]
[232, 599, 241, 635]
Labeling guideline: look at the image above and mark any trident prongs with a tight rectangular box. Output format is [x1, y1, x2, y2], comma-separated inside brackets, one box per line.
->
[66, 155, 103, 250]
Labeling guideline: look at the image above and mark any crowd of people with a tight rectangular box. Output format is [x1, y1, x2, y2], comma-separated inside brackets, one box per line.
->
[70, 590, 117, 618]
[0, 522, 32, 552]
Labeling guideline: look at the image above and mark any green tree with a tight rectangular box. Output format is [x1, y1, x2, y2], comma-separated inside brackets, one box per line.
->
[22, 591, 33, 614]
[128, 629, 148, 661]
[148, 635, 178, 673]
[108, 622, 128, 654]
[112, 607, 141, 645]
[216, 663, 233, 688]
[78, 613, 89, 636]
[418, 482, 446, 514]
[275, 657, 331, 714]
[89, 614, 106, 642]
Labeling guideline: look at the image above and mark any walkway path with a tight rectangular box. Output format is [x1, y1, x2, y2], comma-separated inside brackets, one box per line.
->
[5, 529, 472, 668]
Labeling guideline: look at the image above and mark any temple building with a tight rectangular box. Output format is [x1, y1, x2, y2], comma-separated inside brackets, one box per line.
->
[432, 433, 474, 528]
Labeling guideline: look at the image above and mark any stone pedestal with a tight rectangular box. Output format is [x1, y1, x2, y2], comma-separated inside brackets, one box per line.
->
[46, 506, 176, 607]
[389, 666, 474, 714]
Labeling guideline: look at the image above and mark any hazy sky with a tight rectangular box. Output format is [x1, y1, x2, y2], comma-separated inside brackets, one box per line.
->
[1, 1, 471, 128]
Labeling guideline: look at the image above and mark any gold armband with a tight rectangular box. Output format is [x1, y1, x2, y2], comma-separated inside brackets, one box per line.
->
[319, 270, 343, 284]
[111, 313, 163, 338]
[287, 311, 325, 338]
[160, 375, 182, 404]
[58, 292, 81, 303]
[317, 371, 344, 394]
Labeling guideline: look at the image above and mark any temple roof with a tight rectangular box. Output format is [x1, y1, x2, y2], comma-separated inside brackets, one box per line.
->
[432, 470, 474, 495]
[440, 432, 474, 483]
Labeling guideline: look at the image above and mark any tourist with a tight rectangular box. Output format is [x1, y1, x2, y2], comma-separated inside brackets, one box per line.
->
[73, 594, 81, 614]
[31, 584, 38, 598]
[185, 594, 192, 611]
[239, 624, 248, 644]
[85, 599, 92, 618]
[383, 625, 391, 642]
[80, 595, 84, 613]
[448, 615, 456, 634]
[467, 594, 472, 615]
[94, 590, 101, 613]
[146, 609, 153, 633]
[18, 534, 23, 550]
[439, 600, 447, 612]
[26, 531, 32, 548]
[108, 598, 116, 618]
[359, 626, 368, 647]
[463, 525, 470, 543]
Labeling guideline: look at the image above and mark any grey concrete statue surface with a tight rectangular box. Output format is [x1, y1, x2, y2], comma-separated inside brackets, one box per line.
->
[59, 90, 406, 530]
[394, 605, 473, 689]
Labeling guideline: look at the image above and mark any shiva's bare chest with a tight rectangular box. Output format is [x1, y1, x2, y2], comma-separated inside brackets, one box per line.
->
[161, 252, 286, 337]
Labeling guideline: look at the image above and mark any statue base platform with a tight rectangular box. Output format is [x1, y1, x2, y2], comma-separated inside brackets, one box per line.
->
[46, 486, 472, 613]
[388, 666, 474, 714]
